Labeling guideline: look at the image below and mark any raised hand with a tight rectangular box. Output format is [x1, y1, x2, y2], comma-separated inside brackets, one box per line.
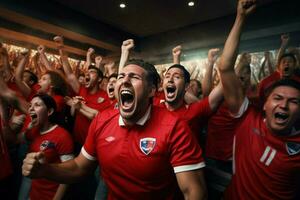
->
[208, 48, 220, 63]
[53, 36, 64, 48]
[22, 152, 45, 178]
[121, 39, 134, 52]
[172, 45, 182, 57]
[87, 48, 95, 56]
[37, 45, 46, 54]
[237, 0, 257, 17]
[281, 34, 290, 47]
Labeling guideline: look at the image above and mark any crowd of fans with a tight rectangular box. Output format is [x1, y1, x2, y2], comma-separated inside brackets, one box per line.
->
[0, 0, 300, 199]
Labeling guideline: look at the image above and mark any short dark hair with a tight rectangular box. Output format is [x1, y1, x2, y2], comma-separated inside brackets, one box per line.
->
[125, 59, 160, 89]
[32, 93, 57, 123]
[46, 70, 68, 96]
[88, 65, 103, 79]
[24, 70, 38, 84]
[108, 73, 118, 81]
[278, 53, 297, 64]
[167, 64, 190, 84]
[264, 79, 300, 101]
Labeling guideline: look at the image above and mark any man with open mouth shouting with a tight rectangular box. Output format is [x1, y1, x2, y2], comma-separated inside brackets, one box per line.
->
[158, 63, 223, 142]
[218, 0, 300, 199]
[22, 59, 208, 199]
[258, 45, 300, 101]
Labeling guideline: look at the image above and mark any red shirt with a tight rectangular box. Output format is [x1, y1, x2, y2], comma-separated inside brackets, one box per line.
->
[83, 106, 204, 200]
[0, 123, 13, 180]
[153, 90, 165, 106]
[27, 125, 74, 200]
[224, 105, 300, 200]
[27, 83, 41, 101]
[157, 97, 212, 141]
[206, 102, 241, 161]
[74, 86, 110, 144]
[258, 71, 300, 99]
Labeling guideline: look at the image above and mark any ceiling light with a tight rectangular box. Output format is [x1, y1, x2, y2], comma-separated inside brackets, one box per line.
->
[188, 1, 195, 7]
[120, 3, 126, 8]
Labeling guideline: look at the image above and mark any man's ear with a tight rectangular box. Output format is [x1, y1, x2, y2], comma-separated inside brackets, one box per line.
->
[149, 85, 156, 98]
[48, 108, 54, 116]
[185, 83, 190, 92]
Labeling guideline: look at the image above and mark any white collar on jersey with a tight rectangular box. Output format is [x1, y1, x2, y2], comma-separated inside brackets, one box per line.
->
[119, 106, 151, 126]
[40, 124, 58, 135]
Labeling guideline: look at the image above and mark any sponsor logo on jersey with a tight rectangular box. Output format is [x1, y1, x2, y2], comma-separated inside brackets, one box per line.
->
[286, 142, 300, 156]
[97, 97, 104, 103]
[40, 140, 55, 151]
[140, 138, 156, 155]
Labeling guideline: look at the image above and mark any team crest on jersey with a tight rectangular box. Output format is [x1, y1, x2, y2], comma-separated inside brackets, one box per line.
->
[97, 97, 104, 103]
[40, 140, 55, 151]
[140, 138, 156, 155]
[286, 142, 300, 156]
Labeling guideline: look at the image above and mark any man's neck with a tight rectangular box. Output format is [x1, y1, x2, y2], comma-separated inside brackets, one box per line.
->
[88, 85, 99, 94]
[165, 99, 184, 111]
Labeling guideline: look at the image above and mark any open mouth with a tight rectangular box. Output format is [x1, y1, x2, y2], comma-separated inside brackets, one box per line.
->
[120, 90, 134, 109]
[108, 88, 114, 93]
[166, 85, 176, 99]
[274, 112, 289, 123]
[29, 113, 38, 124]
[284, 67, 290, 72]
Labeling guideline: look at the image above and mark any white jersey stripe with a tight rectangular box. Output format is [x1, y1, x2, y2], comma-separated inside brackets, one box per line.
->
[260, 146, 271, 163]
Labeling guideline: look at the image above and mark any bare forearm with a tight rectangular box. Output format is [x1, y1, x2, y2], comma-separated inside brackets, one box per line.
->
[219, 16, 245, 72]
[40, 53, 53, 71]
[202, 61, 214, 97]
[119, 50, 129, 74]
[41, 159, 95, 184]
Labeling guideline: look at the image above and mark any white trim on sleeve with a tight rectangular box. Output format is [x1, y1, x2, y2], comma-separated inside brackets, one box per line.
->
[81, 147, 97, 161]
[60, 154, 74, 162]
[231, 97, 249, 118]
[174, 162, 205, 173]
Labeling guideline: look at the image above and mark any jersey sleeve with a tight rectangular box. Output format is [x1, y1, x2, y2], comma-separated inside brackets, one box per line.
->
[82, 114, 100, 161]
[189, 97, 212, 119]
[56, 128, 74, 155]
[168, 119, 205, 173]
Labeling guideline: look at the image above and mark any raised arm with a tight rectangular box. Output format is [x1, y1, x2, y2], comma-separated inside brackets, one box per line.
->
[172, 45, 182, 64]
[95, 55, 105, 73]
[84, 48, 95, 69]
[54, 36, 80, 93]
[202, 48, 220, 97]
[276, 34, 289, 65]
[15, 52, 32, 99]
[0, 44, 11, 76]
[218, 0, 256, 114]
[118, 39, 134, 74]
[37, 45, 53, 71]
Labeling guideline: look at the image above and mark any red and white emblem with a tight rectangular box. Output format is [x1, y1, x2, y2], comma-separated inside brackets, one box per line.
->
[140, 137, 156, 155]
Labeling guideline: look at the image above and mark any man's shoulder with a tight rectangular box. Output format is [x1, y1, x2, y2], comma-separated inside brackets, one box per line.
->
[151, 106, 182, 126]
[95, 108, 119, 122]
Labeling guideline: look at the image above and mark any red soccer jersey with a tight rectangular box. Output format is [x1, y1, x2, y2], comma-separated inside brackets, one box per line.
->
[83, 106, 205, 200]
[224, 105, 300, 200]
[74, 86, 110, 144]
[153, 90, 165, 106]
[0, 123, 13, 180]
[157, 97, 212, 141]
[206, 102, 241, 161]
[27, 125, 74, 200]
